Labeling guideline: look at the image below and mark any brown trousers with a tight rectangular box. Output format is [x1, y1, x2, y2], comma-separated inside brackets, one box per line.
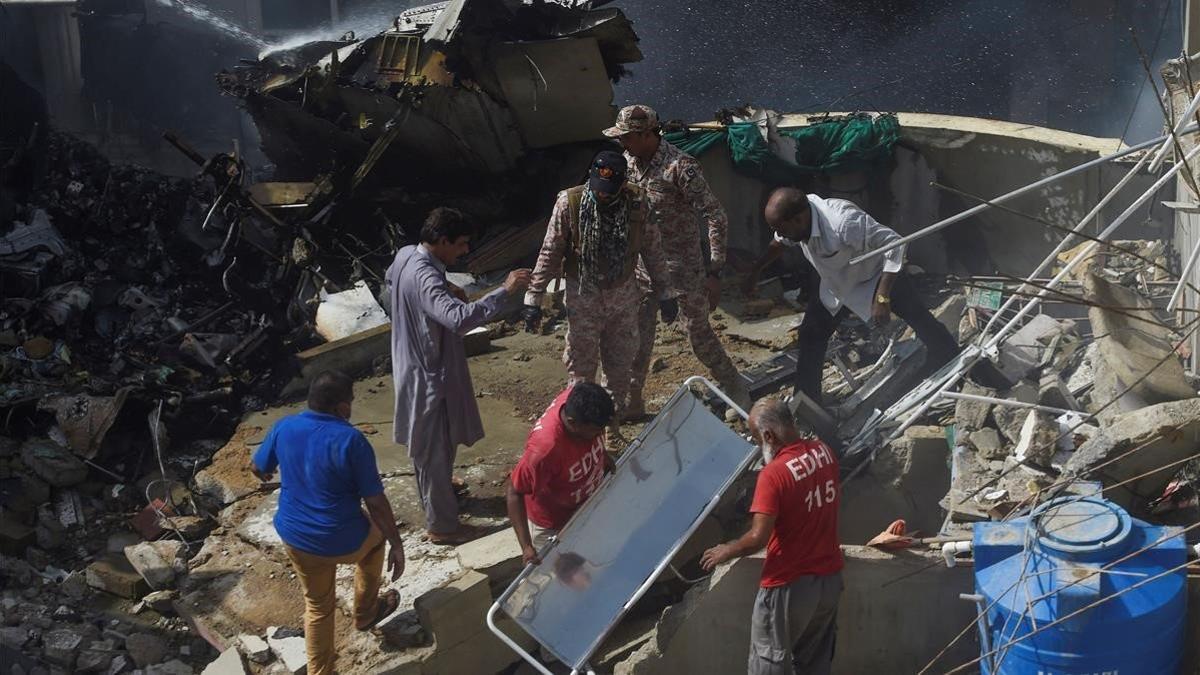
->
[284, 523, 385, 675]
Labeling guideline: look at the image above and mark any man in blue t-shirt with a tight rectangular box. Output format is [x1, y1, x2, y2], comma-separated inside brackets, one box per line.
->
[251, 370, 405, 675]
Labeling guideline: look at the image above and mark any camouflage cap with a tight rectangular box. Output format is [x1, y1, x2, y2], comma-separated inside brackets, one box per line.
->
[603, 105, 659, 137]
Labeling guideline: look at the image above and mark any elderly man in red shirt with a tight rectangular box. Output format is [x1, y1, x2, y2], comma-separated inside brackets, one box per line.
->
[507, 382, 615, 565]
[702, 398, 844, 675]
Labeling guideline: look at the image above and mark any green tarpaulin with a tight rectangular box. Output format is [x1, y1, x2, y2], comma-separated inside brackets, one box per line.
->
[664, 113, 900, 181]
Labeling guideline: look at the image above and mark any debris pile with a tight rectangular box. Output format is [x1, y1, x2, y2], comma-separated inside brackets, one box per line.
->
[1, 132, 301, 416]
[921, 250, 1200, 528]
[0, 130, 395, 674]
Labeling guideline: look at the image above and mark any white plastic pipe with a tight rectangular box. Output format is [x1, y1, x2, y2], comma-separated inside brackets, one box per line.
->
[943, 541, 973, 568]
[849, 131, 1190, 266]
[487, 602, 554, 675]
[939, 391, 1078, 417]
[980, 147, 1155, 340]
[984, 141, 1200, 351]
[1168, 233, 1200, 312]
[1148, 88, 1200, 172]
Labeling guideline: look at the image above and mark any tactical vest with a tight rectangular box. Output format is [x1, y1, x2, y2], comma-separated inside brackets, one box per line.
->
[561, 183, 648, 290]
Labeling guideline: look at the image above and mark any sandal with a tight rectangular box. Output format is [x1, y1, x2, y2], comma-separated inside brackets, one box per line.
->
[356, 589, 400, 631]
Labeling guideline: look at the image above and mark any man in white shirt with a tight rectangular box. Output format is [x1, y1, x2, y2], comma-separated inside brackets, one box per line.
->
[744, 187, 971, 403]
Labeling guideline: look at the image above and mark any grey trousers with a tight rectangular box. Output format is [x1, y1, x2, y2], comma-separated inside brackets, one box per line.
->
[409, 400, 459, 534]
[748, 572, 843, 675]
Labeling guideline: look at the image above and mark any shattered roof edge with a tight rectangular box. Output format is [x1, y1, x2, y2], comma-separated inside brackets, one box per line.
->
[687, 111, 1130, 156]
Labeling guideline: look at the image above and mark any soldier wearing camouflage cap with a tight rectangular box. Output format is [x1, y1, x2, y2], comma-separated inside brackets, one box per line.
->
[605, 104, 753, 414]
[522, 150, 680, 429]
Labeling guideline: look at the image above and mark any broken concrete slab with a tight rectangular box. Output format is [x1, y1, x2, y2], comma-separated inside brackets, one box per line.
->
[266, 627, 307, 675]
[1013, 410, 1058, 466]
[86, 554, 149, 600]
[201, 648, 247, 675]
[380, 619, 428, 649]
[126, 632, 169, 669]
[994, 313, 1072, 385]
[42, 628, 83, 669]
[994, 381, 1038, 443]
[954, 382, 995, 432]
[77, 641, 118, 673]
[1067, 341, 1099, 395]
[964, 427, 1005, 460]
[1085, 273, 1196, 422]
[1038, 371, 1079, 411]
[235, 634, 271, 664]
[281, 323, 391, 399]
[61, 569, 88, 601]
[840, 425, 950, 543]
[124, 540, 187, 590]
[138, 590, 180, 615]
[1065, 398, 1200, 513]
[942, 439, 1051, 523]
[455, 528, 523, 593]
[414, 570, 491, 650]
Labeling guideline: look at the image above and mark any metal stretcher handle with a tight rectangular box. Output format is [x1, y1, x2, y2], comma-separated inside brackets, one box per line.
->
[486, 376, 751, 674]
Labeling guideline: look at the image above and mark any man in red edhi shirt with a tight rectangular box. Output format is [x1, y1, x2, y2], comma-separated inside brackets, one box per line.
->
[507, 382, 615, 565]
[701, 397, 844, 675]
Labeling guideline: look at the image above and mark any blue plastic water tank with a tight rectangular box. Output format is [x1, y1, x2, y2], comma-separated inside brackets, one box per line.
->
[972, 496, 1187, 675]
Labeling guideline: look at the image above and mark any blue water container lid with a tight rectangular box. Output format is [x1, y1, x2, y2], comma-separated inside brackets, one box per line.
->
[1034, 496, 1132, 559]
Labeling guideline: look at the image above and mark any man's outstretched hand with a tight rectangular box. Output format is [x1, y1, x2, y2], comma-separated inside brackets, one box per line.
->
[521, 545, 541, 566]
[504, 269, 532, 294]
[700, 543, 732, 572]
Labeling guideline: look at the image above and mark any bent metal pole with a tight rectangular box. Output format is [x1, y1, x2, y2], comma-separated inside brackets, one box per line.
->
[849, 127, 1198, 266]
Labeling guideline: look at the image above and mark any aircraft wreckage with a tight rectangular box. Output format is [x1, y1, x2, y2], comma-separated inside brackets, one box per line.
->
[218, 0, 642, 182]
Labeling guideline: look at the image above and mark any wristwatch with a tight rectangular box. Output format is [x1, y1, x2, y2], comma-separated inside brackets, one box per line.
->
[875, 294, 890, 304]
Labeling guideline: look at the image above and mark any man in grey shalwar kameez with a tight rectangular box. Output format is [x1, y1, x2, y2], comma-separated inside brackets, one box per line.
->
[386, 207, 531, 543]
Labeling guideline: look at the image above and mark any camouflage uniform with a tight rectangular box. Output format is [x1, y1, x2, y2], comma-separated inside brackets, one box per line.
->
[624, 135, 744, 404]
[525, 185, 674, 415]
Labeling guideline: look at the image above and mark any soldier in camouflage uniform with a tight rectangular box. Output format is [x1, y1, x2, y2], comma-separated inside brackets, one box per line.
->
[605, 105, 753, 414]
[521, 151, 679, 423]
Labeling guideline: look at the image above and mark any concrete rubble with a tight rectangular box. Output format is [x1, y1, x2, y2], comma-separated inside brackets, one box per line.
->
[4, 2, 1200, 672]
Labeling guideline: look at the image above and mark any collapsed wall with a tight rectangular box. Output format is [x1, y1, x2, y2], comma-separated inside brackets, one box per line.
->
[614, 547, 978, 675]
